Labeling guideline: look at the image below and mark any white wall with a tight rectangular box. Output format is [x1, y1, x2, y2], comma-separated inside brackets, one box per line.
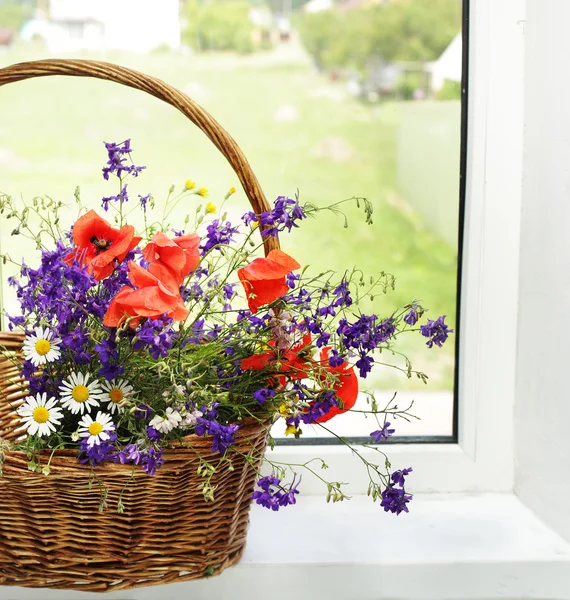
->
[515, 0, 570, 540]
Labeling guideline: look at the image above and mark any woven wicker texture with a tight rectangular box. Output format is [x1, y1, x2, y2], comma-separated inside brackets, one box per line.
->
[0, 59, 278, 590]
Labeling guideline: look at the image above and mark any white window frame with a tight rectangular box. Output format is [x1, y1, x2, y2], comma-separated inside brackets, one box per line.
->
[268, 0, 526, 495]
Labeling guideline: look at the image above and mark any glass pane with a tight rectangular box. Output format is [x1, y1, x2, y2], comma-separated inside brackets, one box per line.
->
[0, 0, 463, 441]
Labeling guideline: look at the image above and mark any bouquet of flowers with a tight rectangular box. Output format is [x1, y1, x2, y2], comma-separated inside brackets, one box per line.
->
[0, 139, 452, 518]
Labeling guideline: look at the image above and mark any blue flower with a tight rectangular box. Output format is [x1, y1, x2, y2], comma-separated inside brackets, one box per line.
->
[146, 426, 161, 442]
[200, 220, 239, 254]
[132, 318, 175, 360]
[138, 192, 151, 208]
[102, 139, 146, 181]
[328, 349, 344, 368]
[254, 388, 276, 404]
[391, 467, 413, 487]
[403, 305, 420, 326]
[380, 485, 413, 515]
[142, 447, 165, 476]
[113, 443, 144, 465]
[286, 273, 300, 289]
[102, 183, 128, 211]
[420, 316, 453, 348]
[242, 196, 306, 238]
[195, 414, 239, 455]
[251, 475, 300, 511]
[79, 432, 117, 466]
[355, 354, 374, 379]
[370, 422, 396, 443]
[332, 279, 353, 308]
[298, 391, 338, 424]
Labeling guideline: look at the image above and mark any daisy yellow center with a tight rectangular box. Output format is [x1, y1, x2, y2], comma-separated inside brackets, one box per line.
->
[32, 406, 49, 424]
[109, 388, 123, 403]
[35, 339, 51, 356]
[88, 422, 103, 436]
[71, 385, 89, 402]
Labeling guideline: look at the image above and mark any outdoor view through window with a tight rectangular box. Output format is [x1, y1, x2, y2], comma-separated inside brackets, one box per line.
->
[0, 0, 463, 441]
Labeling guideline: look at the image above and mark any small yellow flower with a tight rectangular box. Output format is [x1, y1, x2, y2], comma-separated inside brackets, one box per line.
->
[185, 179, 196, 190]
[285, 424, 298, 436]
[278, 402, 289, 417]
[225, 186, 237, 200]
[205, 201, 217, 214]
[198, 187, 209, 198]
[250, 221, 259, 230]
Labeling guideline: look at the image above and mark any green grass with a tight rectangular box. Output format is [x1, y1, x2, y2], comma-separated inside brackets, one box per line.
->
[0, 47, 458, 391]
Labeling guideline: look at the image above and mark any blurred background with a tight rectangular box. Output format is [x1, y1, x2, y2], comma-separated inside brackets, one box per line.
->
[0, 0, 463, 438]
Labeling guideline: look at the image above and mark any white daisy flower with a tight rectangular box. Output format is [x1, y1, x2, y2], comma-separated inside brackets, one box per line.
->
[59, 372, 103, 414]
[17, 393, 63, 437]
[22, 326, 62, 367]
[78, 411, 115, 447]
[101, 379, 135, 414]
[149, 407, 183, 434]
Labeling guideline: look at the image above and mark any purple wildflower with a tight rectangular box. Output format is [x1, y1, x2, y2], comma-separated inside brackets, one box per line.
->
[337, 315, 397, 355]
[102, 139, 146, 181]
[420, 315, 453, 348]
[251, 475, 300, 511]
[113, 443, 144, 465]
[142, 447, 165, 476]
[195, 414, 239, 455]
[253, 388, 276, 404]
[315, 332, 331, 347]
[380, 485, 413, 515]
[403, 305, 421, 326]
[328, 349, 344, 368]
[139, 193, 151, 210]
[355, 354, 374, 378]
[200, 220, 239, 254]
[146, 426, 161, 442]
[391, 467, 413, 487]
[370, 422, 396, 443]
[6, 314, 25, 330]
[286, 273, 300, 289]
[333, 279, 353, 308]
[94, 334, 124, 381]
[299, 391, 338, 424]
[242, 196, 307, 238]
[79, 432, 117, 466]
[102, 184, 128, 211]
[132, 318, 175, 360]
[134, 404, 154, 420]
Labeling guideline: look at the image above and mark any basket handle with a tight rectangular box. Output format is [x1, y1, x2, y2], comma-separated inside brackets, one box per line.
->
[0, 59, 279, 255]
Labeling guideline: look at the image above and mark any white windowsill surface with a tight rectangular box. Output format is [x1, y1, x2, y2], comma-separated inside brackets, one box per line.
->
[2, 493, 570, 600]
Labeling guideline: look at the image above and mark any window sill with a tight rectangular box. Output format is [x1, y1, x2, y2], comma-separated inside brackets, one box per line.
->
[2, 493, 570, 600]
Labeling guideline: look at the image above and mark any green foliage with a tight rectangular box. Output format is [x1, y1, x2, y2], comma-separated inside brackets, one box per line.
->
[394, 71, 424, 101]
[297, 0, 461, 73]
[182, 0, 254, 54]
[436, 78, 462, 101]
[295, 11, 339, 69]
[0, 2, 33, 32]
[264, 0, 312, 13]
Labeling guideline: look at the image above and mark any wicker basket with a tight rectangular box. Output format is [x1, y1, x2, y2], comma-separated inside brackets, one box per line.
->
[0, 60, 278, 592]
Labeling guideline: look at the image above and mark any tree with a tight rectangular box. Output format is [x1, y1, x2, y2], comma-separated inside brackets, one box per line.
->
[182, 0, 254, 53]
[297, 0, 462, 74]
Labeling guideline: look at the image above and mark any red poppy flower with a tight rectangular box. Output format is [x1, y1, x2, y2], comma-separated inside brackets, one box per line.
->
[238, 249, 300, 314]
[142, 232, 201, 287]
[313, 347, 358, 423]
[241, 334, 312, 383]
[103, 262, 189, 328]
[66, 210, 141, 280]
